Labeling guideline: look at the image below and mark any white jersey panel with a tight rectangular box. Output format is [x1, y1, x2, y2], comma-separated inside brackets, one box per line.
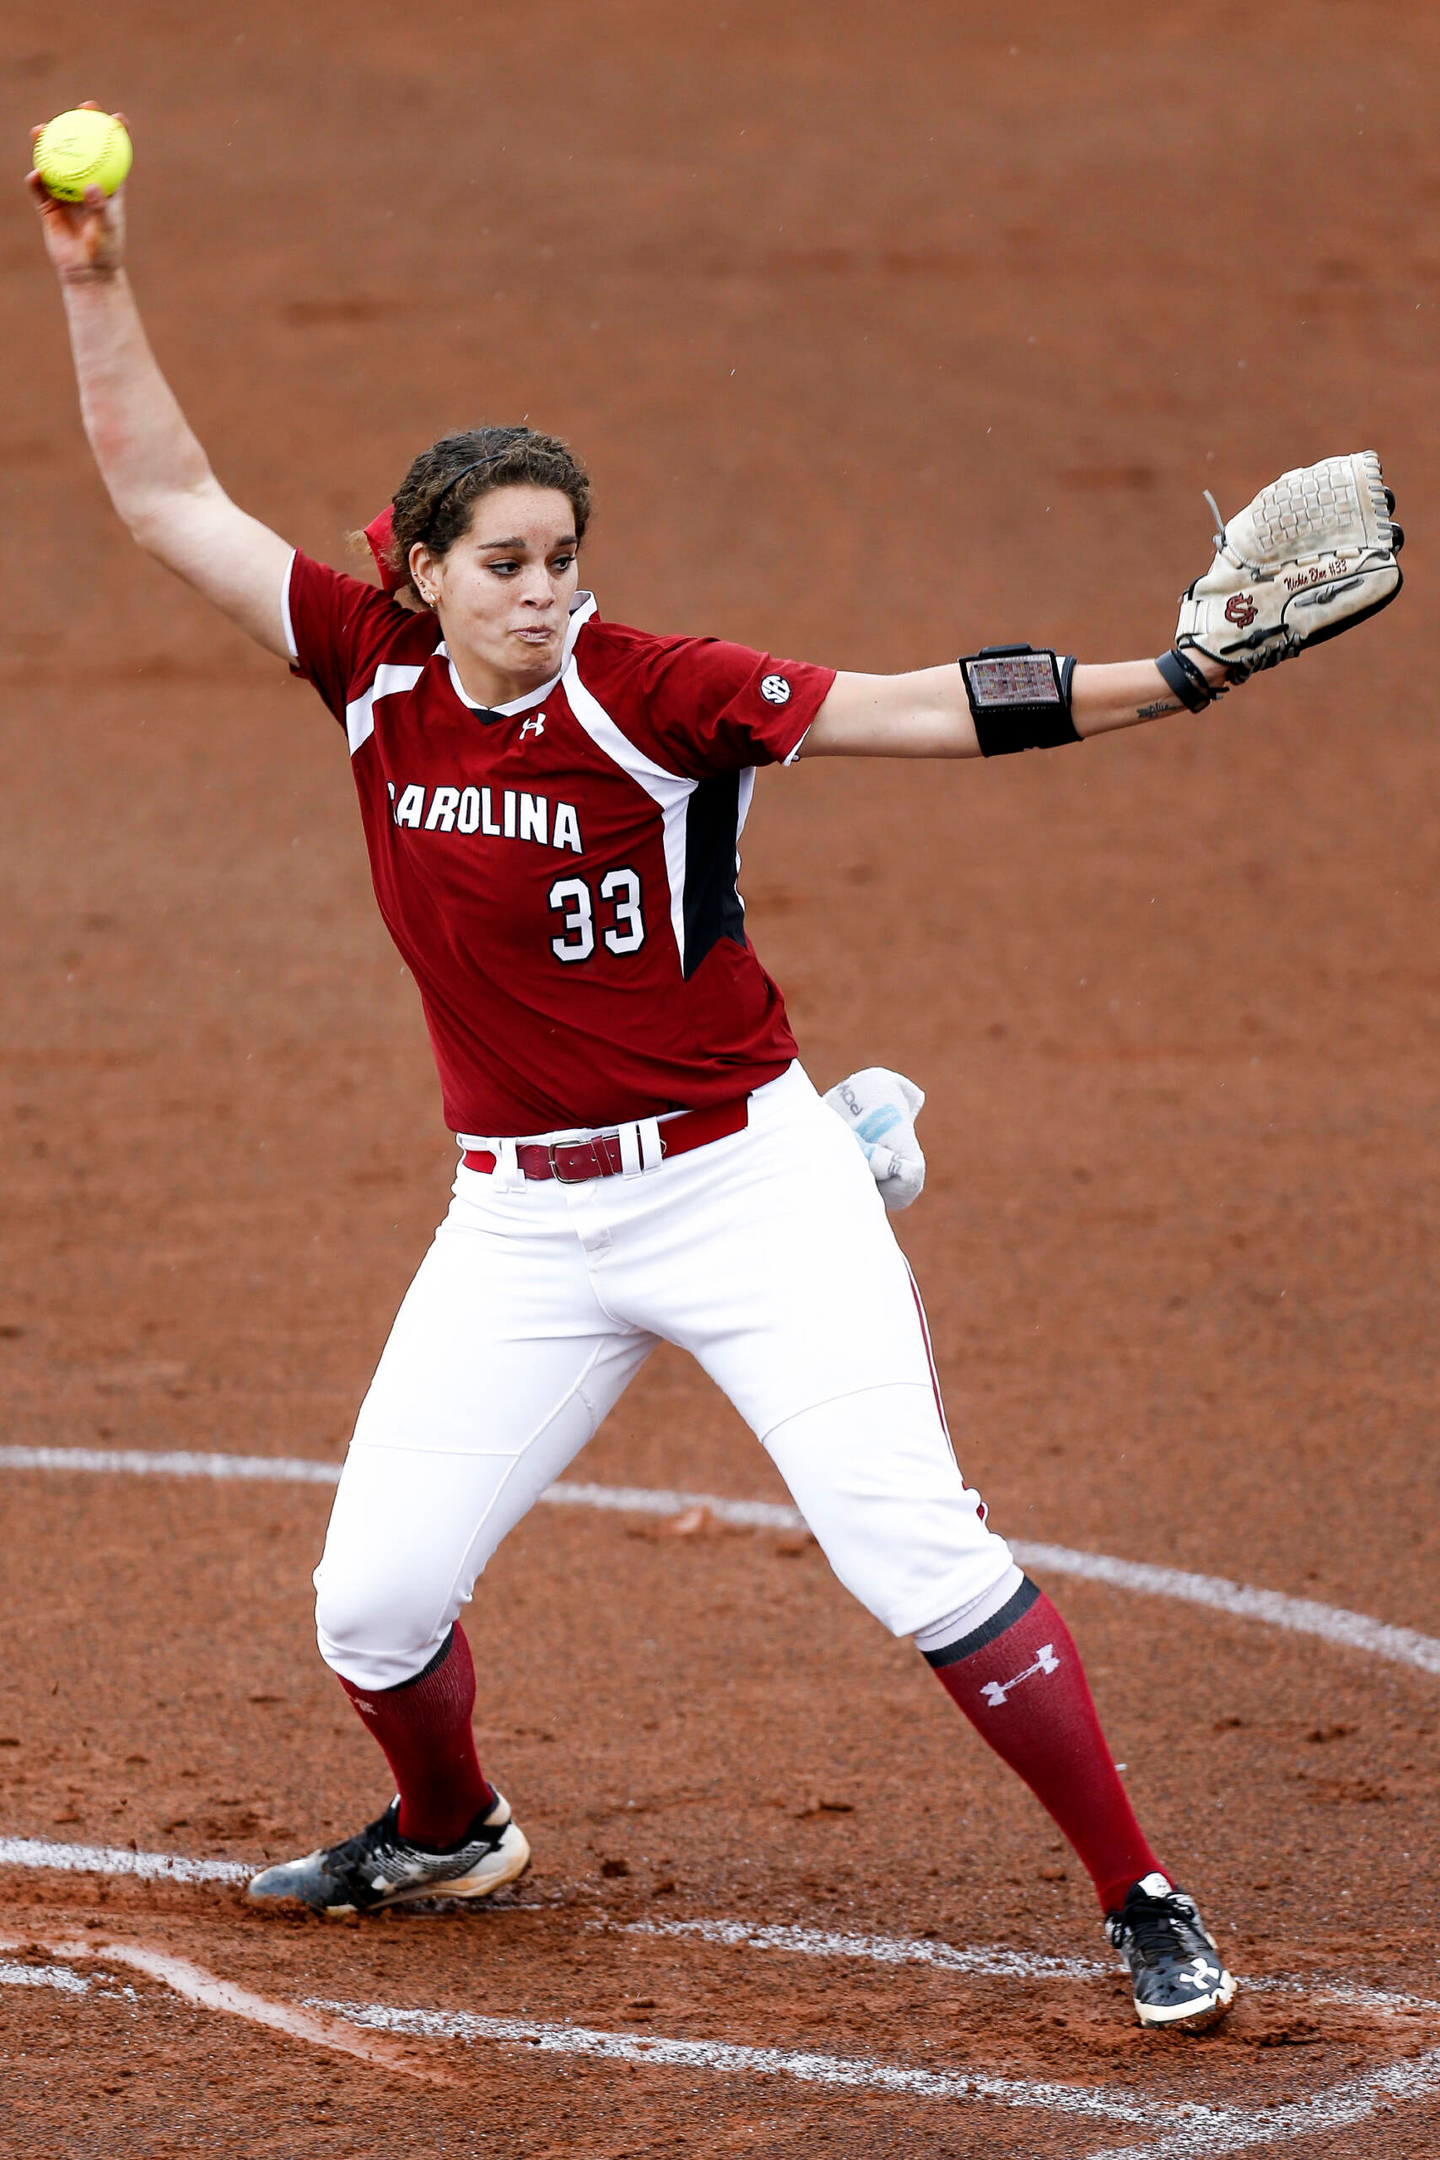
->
[344, 664, 427, 758]
[281, 550, 299, 663]
[562, 660, 697, 974]
[442, 594, 600, 719]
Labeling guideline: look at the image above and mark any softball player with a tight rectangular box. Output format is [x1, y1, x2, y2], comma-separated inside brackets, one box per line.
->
[32, 134, 1401, 2033]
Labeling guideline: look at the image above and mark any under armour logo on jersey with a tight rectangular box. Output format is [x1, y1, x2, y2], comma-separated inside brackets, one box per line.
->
[760, 674, 792, 705]
[979, 1643, 1060, 1707]
[520, 714, 546, 739]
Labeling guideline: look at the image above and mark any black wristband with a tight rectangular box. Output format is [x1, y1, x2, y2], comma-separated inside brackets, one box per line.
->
[1155, 648, 1214, 713]
[959, 645, 1081, 757]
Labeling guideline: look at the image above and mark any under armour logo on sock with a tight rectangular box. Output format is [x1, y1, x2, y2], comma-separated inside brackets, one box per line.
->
[979, 1643, 1060, 1707]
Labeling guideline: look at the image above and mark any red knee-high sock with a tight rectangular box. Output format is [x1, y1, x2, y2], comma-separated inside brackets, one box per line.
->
[337, 1624, 495, 1849]
[927, 1580, 1163, 1915]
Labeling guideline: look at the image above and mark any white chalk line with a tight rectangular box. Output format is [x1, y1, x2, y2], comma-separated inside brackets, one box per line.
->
[6, 1946, 1437, 2160]
[1103, 2046, 1440, 2160]
[0, 1444, 345, 1487]
[307, 1995, 1175, 2126]
[624, 1913, 1111, 1983]
[6, 1837, 1435, 2030]
[0, 1834, 252, 1885]
[625, 1918, 1440, 2026]
[0, 1837, 1109, 1987]
[281, 1999, 1440, 2153]
[1016, 1540, 1440, 1679]
[1280, 1978, 1440, 2018]
[0, 1933, 451, 2084]
[4, 1904, 1438, 2153]
[0, 1936, 1168, 2132]
[0, 1955, 89, 1995]
[615, 1923, 1440, 2157]
[2, 1442, 1436, 1678]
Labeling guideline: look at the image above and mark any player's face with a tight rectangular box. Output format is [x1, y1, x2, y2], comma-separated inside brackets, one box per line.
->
[417, 485, 581, 701]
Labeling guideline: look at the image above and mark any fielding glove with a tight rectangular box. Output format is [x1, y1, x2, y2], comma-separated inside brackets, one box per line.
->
[1174, 450, 1402, 680]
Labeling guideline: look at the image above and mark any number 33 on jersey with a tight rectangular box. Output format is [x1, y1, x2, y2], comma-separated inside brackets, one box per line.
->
[284, 555, 837, 1139]
[548, 867, 643, 963]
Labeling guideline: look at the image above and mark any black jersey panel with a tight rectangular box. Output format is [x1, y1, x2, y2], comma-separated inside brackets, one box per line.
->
[681, 772, 746, 981]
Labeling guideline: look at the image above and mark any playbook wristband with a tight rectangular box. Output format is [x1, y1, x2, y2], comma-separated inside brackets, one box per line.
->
[959, 645, 1080, 757]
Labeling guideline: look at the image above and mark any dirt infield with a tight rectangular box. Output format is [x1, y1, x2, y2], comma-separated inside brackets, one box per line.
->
[2, 1, 1439, 2152]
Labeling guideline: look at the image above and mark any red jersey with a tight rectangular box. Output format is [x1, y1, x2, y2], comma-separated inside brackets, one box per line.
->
[284, 553, 835, 1135]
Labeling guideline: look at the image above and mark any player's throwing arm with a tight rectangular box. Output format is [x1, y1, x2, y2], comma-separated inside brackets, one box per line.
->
[31, 116, 1406, 2040]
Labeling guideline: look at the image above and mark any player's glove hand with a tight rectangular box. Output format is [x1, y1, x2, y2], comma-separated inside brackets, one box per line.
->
[1175, 451, 1402, 680]
[824, 1067, 927, 1211]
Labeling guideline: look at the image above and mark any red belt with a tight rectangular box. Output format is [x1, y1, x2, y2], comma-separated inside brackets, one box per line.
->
[463, 1095, 750, 1184]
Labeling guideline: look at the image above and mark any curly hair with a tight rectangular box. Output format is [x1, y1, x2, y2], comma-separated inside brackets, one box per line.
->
[381, 426, 592, 603]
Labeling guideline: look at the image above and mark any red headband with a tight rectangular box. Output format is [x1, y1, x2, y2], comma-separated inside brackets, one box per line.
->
[364, 506, 404, 595]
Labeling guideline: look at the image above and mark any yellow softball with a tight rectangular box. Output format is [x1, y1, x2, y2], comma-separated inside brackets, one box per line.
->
[34, 108, 133, 203]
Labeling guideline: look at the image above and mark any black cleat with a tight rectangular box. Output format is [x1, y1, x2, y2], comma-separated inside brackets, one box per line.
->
[1105, 1872, 1237, 2032]
[246, 1791, 529, 1915]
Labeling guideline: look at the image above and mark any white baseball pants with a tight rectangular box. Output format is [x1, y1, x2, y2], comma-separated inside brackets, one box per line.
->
[313, 1063, 1016, 1691]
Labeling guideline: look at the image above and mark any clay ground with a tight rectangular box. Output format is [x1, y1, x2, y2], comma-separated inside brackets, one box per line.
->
[2, 1, 1440, 2152]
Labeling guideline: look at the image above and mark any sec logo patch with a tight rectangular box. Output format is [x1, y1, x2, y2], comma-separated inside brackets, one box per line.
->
[760, 674, 792, 706]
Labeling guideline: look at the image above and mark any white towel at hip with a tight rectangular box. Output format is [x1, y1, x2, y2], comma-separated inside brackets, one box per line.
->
[824, 1066, 926, 1211]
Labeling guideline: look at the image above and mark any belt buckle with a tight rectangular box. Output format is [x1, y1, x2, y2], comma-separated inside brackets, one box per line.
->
[547, 1140, 589, 1184]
